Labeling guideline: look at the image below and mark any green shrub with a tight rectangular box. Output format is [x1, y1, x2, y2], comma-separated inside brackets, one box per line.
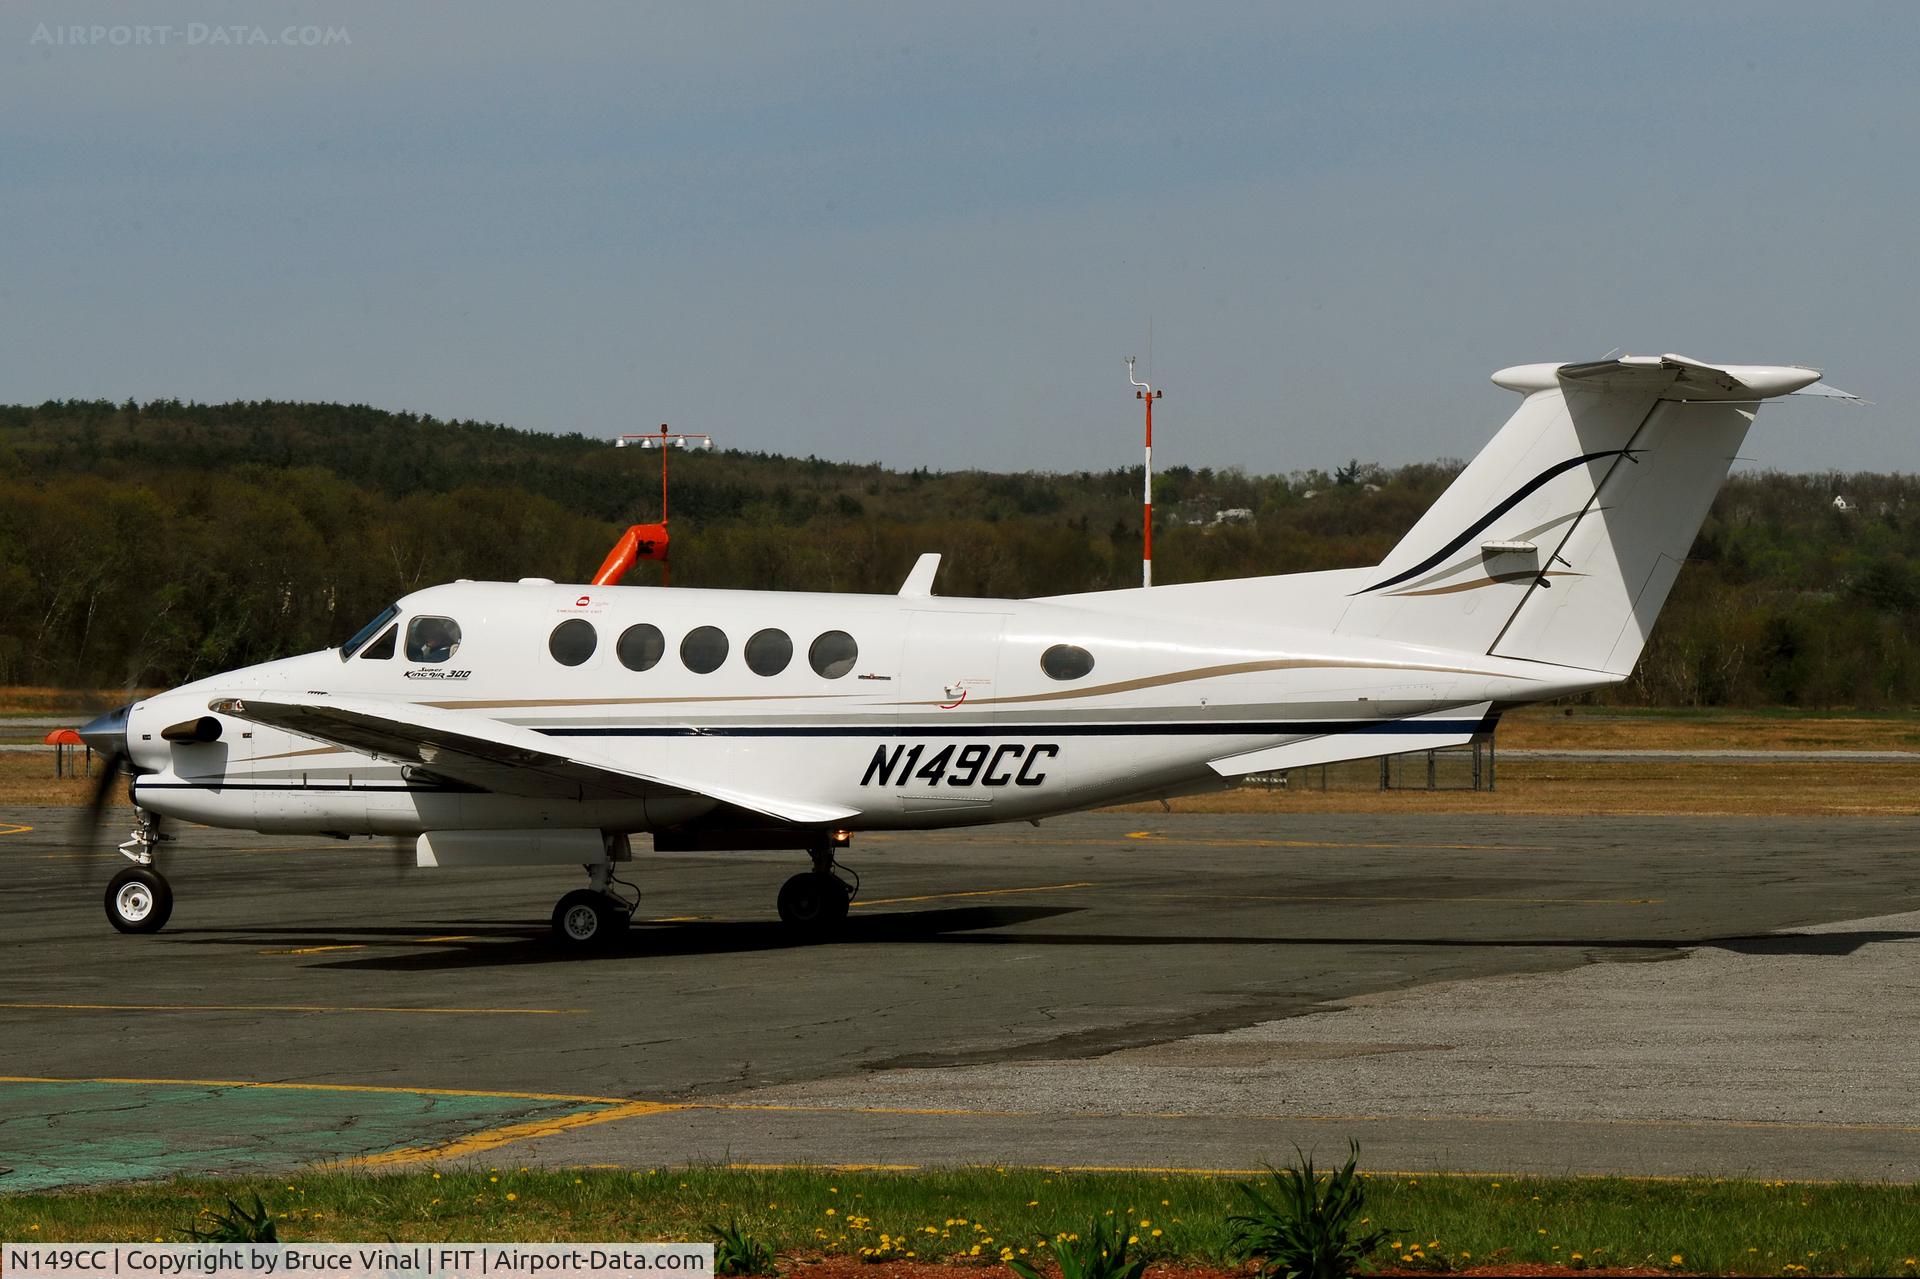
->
[1227, 1142, 1389, 1279]
[708, 1220, 777, 1277]
[179, 1194, 279, 1242]
[1008, 1213, 1150, 1279]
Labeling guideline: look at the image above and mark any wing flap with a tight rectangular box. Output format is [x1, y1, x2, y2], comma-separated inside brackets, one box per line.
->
[208, 694, 858, 826]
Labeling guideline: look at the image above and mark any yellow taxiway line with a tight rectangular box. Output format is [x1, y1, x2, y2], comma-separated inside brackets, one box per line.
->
[0, 1075, 629, 1104]
[347, 1100, 683, 1168]
[257, 934, 480, 956]
[1170, 891, 1661, 906]
[1122, 830, 1552, 852]
[0, 1001, 580, 1016]
[853, 882, 1097, 908]
[0, 822, 33, 836]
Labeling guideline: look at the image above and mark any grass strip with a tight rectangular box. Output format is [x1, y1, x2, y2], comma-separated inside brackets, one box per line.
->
[3, 1167, 1919, 1275]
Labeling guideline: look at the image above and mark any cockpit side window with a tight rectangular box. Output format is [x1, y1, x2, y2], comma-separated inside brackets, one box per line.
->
[340, 603, 400, 660]
[405, 615, 462, 663]
[360, 626, 398, 660]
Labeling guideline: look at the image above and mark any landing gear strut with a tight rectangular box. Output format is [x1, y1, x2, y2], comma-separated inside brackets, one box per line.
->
[549, 834, 639, 953]
[105, 809, 173, 934]
[777, 837, 856, 939]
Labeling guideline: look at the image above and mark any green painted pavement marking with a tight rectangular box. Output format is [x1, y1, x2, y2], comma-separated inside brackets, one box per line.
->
[0, 1081, 609, 1191]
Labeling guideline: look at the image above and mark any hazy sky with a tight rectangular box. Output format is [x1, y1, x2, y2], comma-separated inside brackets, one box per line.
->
[5, 2, 1916, 477]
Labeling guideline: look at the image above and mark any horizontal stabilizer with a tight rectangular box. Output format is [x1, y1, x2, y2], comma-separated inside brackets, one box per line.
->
[1491, 353, 1826, 401]
[1207, 703, 1493, 777]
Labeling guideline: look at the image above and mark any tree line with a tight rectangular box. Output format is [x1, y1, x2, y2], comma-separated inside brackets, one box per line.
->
[3, 398, 1917, 708]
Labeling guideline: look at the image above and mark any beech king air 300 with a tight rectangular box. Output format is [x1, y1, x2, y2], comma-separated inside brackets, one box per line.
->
[77, 354, 1857, 950]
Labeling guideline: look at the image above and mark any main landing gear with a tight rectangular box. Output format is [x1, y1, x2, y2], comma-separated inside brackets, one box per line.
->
[105, 810, 174, 934]
[777, 838, 857, 940]
[549, 835, 640, 953]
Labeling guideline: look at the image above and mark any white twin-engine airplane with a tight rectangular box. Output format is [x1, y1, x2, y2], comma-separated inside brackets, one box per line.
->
[78, 354, 1856, 950]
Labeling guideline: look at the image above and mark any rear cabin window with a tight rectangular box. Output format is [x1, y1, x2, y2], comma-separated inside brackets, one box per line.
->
[1040, 644, 1094, 680]
[406, 616, 462, 663]
[680, 626, 729, 674]
[549, 618, 598, 667]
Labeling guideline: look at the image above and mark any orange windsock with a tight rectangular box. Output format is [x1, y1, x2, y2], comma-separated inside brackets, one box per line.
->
[591, 523, 670, 585]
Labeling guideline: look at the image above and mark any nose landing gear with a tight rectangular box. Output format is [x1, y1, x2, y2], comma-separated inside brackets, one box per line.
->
[105, 810, 174, 934]
[106, 865, 173, 933]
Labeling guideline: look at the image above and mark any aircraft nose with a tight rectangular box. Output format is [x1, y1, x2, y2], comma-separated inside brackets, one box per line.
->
[77, 703, 132, 757]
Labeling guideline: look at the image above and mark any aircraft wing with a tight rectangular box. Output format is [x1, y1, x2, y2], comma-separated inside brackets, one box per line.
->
[1207, 702, 1494, 776]
[206, 693, 859, 826]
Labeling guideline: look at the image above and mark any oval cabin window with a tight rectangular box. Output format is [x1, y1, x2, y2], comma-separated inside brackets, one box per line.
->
[549, 618, 598, 667]
[808, 630, 858, 679]
[745, 628, 793, 676]
[680, 625, 729, 674]
[1040, 643, 1094, 681]
[616, 623, 665, 672]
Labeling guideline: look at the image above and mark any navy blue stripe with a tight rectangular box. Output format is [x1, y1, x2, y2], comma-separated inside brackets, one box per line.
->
[135, 781, 478, 794]
[536, 719, 1490, 739]
[1358, 451, 1624, 595]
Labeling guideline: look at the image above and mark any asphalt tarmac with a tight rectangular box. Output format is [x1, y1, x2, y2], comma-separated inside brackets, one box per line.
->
[3, 807, 1918, 1187]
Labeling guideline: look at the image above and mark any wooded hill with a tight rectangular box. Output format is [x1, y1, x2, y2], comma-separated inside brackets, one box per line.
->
[5, 398, 1916, 708]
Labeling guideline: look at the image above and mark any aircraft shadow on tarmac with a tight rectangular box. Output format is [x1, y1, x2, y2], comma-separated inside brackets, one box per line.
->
[173, 904, 1087, 970]
[164, 907, 1920, 970]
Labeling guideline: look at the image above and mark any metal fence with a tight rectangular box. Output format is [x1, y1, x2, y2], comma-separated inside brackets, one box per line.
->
[1239, 731, 1497, 793]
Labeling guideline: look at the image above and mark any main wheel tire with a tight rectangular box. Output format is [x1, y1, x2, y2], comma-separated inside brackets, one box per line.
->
[777, 871, 851, 936]
[550, 889, 626, 952]
[105, 866, 173, 934]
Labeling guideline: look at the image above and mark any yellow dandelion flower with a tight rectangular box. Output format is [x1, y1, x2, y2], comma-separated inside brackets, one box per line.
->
[1028, 1200, 1040, 1207]
[1672, 1255, 1684, 1265]
[1150, 1230, 1162, 1239]
[1127, 1237, 1139, 1246]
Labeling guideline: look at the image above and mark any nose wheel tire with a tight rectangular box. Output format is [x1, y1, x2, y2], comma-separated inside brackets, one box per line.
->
[105, 866, 173, 934]
[777, 871, 852, 937]
[551, 889, 628, 952]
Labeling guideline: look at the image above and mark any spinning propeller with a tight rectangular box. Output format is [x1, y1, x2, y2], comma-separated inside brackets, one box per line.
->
[74, 703, 139, 886]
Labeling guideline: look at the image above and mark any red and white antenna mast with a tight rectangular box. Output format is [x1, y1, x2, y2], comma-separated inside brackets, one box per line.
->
[1128, 356, 1162, 588]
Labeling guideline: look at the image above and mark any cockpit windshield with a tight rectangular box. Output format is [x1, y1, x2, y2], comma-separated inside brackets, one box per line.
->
[340, 603, 400, 660]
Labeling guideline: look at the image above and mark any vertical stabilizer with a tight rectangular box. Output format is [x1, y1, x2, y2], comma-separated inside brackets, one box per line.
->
[1336, 355, 1842, 675]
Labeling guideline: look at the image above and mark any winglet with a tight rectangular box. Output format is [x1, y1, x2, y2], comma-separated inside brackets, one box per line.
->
[898, 552, 941, 597]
